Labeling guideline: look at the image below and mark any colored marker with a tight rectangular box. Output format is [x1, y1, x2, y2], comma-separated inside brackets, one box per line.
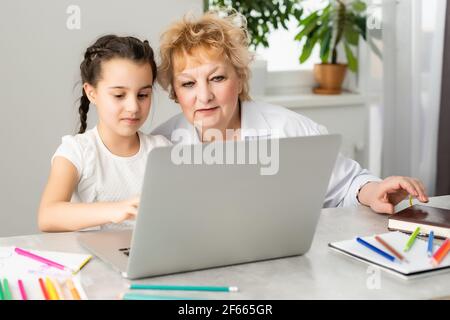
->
[3, 279, 12, 300]
[375, 235, 408, 263]
[66, 279, 81, 300]
[15, 247, 71, 272]
[45, 277, 60, 300]
[431, 238, 450, 267]
[0, 279, 4, 300]
[129, 284, 239, 292]
[404, 227, 420, 252]
[428, 231, 434, 257]
[52, 278, 65, 300]
[38, 278, 50, 300]
[18, 280, 28, 300]
[356, 237, 396, 262]
[409, 195, 413, 207]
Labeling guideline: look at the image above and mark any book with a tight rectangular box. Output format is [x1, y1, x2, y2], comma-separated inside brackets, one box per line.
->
[388, 205, 450, 238]
[329, 231, 450, 280]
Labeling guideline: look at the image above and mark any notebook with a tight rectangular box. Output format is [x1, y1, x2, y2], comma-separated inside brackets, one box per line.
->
[329, 231, 450, 280]
[0, 247, 91, 299]
[388, 205, 450, 238]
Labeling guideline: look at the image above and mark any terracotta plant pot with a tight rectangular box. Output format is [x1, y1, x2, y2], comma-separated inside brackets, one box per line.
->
[313, 63, 348, 95]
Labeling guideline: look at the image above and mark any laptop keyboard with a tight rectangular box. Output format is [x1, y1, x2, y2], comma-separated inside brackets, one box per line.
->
[119, 247, 130, 257]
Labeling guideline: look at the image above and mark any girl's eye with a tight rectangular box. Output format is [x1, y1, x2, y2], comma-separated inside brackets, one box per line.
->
[114, 94, 124, 99]
[182, 81, 195, 88]
[138, 94, 149, 99]
[211, 75, 225, 82]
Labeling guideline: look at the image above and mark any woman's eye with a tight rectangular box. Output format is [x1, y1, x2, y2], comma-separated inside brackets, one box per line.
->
[182, 81, 195, 88]
[211, 76, 225, 82]
[114, 95, 124, 99]
[138, 94, 149, 99]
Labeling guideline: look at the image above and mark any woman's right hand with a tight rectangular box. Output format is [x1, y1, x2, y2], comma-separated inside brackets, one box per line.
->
[110, 195, 140, 224]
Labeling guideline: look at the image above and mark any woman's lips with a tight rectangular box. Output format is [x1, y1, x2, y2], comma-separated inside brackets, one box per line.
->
[196, 106, 219, 116]
[121, 118, 140, 125]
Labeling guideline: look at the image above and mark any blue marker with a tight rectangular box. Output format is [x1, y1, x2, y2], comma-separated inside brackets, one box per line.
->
[356, 237, 396, 262]
[427, 231, 434, 257]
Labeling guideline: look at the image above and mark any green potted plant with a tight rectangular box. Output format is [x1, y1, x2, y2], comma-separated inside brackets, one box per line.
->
[204, 0, 303, 95]
[295, 0, 373, 94]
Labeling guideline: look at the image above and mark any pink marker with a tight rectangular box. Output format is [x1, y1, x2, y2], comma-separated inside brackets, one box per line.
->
[14, 247, 69, 272]
[18, 280, 28, 300]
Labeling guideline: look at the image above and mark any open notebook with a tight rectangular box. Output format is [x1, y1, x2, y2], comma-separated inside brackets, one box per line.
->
[329, 232, 450, 280]
[0, 247, 91, 299]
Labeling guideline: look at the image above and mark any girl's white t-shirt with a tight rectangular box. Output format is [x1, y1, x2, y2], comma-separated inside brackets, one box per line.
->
[51, 126, 171, 230]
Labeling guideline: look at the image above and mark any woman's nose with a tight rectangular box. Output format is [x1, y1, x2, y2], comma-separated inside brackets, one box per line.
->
[197, 82, 214, 104]
[125, 96, 140, 112]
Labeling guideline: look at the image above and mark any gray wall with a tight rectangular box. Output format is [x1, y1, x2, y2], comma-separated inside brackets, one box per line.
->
[0, 0, 202, 236]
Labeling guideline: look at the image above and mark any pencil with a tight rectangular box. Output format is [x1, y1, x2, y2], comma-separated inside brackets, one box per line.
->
[38, 278, 50, 300]
[45, 277, 60, 300]
[18, 280, 28, 300]
[431, 238, 450, 267]
[375, 235, 408, 263]
[66, 278, 81, 300]
[129, 284, 239, 292]
[3, 279, 12, 300]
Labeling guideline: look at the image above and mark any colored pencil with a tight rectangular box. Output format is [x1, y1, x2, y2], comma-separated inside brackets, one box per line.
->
[3, 279, 12, 300]
[375, 235, 408, 263]
[356, 237, 396, 262]
[66, 279, 81, 300]
[15, 247, 70, 272]
[129, 284, 239, 292]
[18, 280, 28, 300]
[428, 231, 435, 257]
[45, 277, 60, 300]
[431, 238, 450, 267]
[404, 227, 420, 252]
[39, 278, 50, 300]
[121, 293, 201, 300]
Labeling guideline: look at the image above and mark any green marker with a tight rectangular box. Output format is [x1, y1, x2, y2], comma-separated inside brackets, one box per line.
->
[404, 227, 421, 252]
[0, 279, 4, 300]
[3, 279, 12, 300]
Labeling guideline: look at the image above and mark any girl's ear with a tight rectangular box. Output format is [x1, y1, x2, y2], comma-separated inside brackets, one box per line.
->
[83, 83, 96, 104]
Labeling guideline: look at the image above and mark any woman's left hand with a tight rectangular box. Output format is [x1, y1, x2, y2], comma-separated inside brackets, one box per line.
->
[357, 176, 429, 214]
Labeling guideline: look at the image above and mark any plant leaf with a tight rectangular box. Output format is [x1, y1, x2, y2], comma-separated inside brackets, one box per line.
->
[344, 42, 358, 72]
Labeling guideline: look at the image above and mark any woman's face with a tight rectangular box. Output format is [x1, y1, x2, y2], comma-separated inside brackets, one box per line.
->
[84, 58, 153, 138]
[172, 52, 242, 137]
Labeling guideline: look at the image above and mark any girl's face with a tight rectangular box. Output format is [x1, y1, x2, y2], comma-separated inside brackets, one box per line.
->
[172, 51, 242, 137]
[84, 58, 153, 138]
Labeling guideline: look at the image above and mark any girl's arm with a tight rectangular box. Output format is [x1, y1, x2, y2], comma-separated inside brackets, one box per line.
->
[38, 156, 139, 232]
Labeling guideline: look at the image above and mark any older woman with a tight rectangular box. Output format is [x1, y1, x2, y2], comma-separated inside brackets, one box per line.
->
[152, 11, 429, 214]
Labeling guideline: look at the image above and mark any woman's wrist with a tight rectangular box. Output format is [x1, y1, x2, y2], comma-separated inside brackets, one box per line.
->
[357, 181, 380, 207]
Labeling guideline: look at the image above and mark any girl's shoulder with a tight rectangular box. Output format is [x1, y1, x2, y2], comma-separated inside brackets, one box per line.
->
[139, 132, 172, 152]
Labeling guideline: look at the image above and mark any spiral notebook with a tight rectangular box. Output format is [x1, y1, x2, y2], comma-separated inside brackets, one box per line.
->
[329, 231, 450, 280]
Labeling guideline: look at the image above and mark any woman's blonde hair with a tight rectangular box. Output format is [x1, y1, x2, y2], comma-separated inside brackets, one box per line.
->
[158, 10, 254, 101]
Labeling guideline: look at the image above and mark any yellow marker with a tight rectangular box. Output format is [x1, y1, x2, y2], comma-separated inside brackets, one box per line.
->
[66, 279, 81, 300]
[409, 195, 413, 207]
[45, 277, 60, 300]
[72, 256, 92, 275]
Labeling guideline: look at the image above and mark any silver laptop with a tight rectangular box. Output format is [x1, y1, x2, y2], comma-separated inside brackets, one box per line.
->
[77, 134, 341, 279]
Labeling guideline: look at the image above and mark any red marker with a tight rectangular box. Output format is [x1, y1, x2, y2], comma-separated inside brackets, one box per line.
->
[431, 238, 450, 267]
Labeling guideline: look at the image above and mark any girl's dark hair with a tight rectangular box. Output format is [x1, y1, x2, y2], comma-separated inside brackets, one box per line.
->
[78, 35, 157, 134]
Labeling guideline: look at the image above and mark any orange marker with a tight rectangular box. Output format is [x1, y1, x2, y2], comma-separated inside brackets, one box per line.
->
[431, 238, 450, 267]
[66, 279, 81, 300]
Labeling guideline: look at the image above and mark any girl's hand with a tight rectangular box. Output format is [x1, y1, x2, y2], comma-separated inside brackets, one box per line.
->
[110, 195, 140, 224]
[358, 176, 429, 214]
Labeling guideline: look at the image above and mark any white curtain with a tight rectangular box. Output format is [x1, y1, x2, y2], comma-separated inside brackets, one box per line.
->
[365, 0, 446, 196]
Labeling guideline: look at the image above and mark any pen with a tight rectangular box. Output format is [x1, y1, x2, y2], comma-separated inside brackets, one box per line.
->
[431, 238, 450, 267]
[356, 237, 396, 262]
[375, 235, 408, 263]
[18, 280, 28, 300]
[428, 231, 434, 257]
[129, 284, 239, 292]
[404, 227, 420, 252]
[15, 247, 70, 272]
[3, 279, 12, 300]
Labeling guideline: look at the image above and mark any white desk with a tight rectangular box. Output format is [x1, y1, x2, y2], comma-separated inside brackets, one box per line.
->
[1, 196, 449, 300]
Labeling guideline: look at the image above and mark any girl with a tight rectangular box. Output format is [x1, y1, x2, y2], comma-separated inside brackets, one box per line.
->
[38, 35, 170, 232]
